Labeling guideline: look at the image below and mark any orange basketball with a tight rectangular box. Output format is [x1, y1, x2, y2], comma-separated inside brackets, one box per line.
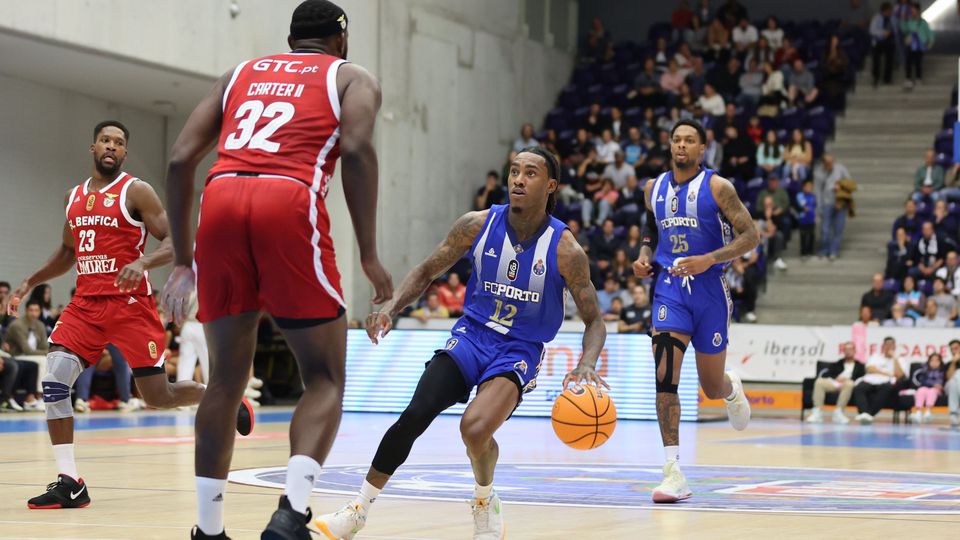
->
[551, 385, 616, 450]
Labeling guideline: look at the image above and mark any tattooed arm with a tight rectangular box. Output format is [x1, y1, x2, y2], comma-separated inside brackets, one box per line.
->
[365, 210, 488, 343]
[559, 230, 610, 389]
[670, 175, 760, 277]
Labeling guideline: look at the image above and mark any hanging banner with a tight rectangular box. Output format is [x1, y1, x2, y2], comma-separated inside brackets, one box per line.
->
[724, 324, 849, 382]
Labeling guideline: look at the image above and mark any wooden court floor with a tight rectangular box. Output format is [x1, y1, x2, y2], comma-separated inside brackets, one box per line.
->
[1, 408, 958, 539]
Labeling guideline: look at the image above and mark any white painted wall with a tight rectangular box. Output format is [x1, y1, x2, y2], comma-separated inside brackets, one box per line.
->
[0, 0, 575, 316]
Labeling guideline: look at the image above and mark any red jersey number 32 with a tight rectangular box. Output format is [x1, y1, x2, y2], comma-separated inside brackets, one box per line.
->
[224, 100, 295, 153]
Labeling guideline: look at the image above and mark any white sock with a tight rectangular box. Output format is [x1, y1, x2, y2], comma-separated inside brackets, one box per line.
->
[284, 455, 320, 514]
[352, 480, 381, 514]
[664, 445, 679, 463]
[473, 482, 493, 500]
[724, 375, 739, 401]
[52, 444, 78, 480]
[196, 476, 226, 536]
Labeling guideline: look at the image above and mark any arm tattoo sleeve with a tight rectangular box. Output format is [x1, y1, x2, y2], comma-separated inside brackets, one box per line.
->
[706, 177, 761, 264]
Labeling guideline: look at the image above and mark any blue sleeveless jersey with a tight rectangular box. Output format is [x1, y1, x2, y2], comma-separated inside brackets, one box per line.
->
[462, 205, 568, 344]
[650, 168, 733, 273]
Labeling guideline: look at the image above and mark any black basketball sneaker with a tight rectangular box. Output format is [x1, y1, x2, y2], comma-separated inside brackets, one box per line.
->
[27, 474, 90, 509]
[191, 525, 231, 539]
[261, 495, 312, 540]
[237, 397, 255, 436]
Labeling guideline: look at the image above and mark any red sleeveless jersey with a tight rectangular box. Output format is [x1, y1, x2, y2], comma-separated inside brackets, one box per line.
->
[207, 52, 347, 193]
[66, 172, 151, 297]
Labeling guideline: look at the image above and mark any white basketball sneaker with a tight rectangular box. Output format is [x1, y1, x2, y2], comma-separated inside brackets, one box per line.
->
[724, 371, 751, 431]
[805, 407, 823, 423]
[832, 410, 850, 424]
[652, 460, 692, 503]
[470, 492, 505, 540]
[314, 503, 366, 540]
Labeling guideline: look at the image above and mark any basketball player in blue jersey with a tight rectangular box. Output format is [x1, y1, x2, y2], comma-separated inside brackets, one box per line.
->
[314, 147, 607, 540]
[633, 119, 759, 503]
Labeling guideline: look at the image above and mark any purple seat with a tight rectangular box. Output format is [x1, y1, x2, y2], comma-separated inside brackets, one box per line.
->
[935, 152, 953, 169]
[943, 107, 957, 130]
[780, 108, 806, 133]
[805, 106, 835, 136]
[883, 278, 901, 292]
[544, 107, 570, 132]
[600, 63, 619, 85]
[935, 129, 953, 155]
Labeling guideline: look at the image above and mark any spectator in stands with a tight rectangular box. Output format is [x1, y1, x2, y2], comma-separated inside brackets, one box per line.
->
[735, 58, 763, 108]
[731, 17, 758, 56]
[757, 198, 788, 271]
[900, 2, 933, 88]
[702, 128, 723, 170]
[685, 56, 708, 96]
[821, 34, 850, 110]
[597, 275, 630, 314]
[591, 219, 622, 270]
[886, 227, 913, 280]
[756, 175, 790, 235]
[0, 352, 20, 411]
[4, 300, 48, 411]
[761, 16, 784, 49]
[615, 175, 644, 227]
[0, 280, 12, 334]
[746, 36, 775, 68]
[623, 224, 643, 261]
[883, 303, 915, 327]
[787, 59, 819, 107]
[706, 17, 731, 62]
[760, 61, 787, 113]
[908, 221, 945, 279]
[722, 126, 756, 181]
[619, 285, 652, 334]
[673, 42, 696, 72]
[895, 274, 925, 318]
[853, 336, 907, 423]
[711, 57, 742, 99]
[911, 352, 946, 423]
[73, 345, 138, 413]
[716, 0, 747, 29]
[660, 59, 687, 96]
[726, 255, 757, 322]
[774, 36, 800, 69]
[474, 170, 506, 210]
[913, 148, 945, 203]
[582, 17, 610, 62]
[870, 2, 896, 87]
[796, 180, 817, 259]
[604, 297, 625, 322]
[513, 123, 538, 152]
[622, 126, 648, 171]
[630, 58, 664, 109]
[916, 298, 950, 328]
[814, 153, 851, 260]
[595, 129, 621, 166]
[862, 272, 896, 320]
[653, 37, 671, 73]
[783, 128, 813, 182]
[26, 284, 57, 334]
[714, 102, 742, 136]
[892, 199, 923, 240]
[437, 273, 466, 316]
[571, 129, 594, 162]
[610, 249, 634, 286]
[411, 291, 450, 322]
[585, 178, 619, 226]
[858, 305, 879, 326]
[806, 341, 863, 424]
[643, 129, 673, 176]
[945, 340, 960, 427]
[568, 219, 591, 253]
[936, 250, 960, 294]
[745, 115, 763, 144]
[582, 102, 609, 137]
[672, 0, 695, 35]
[603, 151, 635, 190]
[697, 83, 725, 116]
[756, 129, 784, 178]
[932, 200, 958, 248]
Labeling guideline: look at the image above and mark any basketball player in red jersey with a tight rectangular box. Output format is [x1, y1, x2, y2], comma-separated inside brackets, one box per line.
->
[5, 121, 253, 511]
[162, 1, 393, 539]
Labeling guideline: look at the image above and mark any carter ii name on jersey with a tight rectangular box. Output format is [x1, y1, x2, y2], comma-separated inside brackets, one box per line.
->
[483, 281, 541, 303]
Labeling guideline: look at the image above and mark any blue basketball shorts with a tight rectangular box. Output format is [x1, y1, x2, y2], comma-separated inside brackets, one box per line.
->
[651, 269, 732, 354]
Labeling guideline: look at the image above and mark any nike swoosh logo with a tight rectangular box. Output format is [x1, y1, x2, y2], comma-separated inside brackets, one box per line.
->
[70, 486, 86, 499]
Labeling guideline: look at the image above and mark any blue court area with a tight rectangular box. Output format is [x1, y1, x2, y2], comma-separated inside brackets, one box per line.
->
[0, 410, 296, 433]
[730, 423, 960, 451]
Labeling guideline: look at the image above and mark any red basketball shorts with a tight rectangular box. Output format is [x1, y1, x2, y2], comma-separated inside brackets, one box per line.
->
[50, 294, 167, 372]
[194, 174, 345, 324]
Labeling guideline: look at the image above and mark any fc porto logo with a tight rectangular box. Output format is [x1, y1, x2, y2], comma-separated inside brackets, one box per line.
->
[445, 338, 459, 350]
[103, 193, 118, 208]
[712, 332, 723, 347]
[533, 259, 545, 276]
[658, 305, 667, 321]
[513, 360, 528, 373]
[507, 259, 519, 281]
[85, 194, 96, 212]
[687, 190, 696, 203]
[670, 197, 678, 213]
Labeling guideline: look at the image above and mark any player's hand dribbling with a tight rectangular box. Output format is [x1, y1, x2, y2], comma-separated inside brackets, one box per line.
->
[6, 282, 29, 316]
[362, 258, 394, 304]
[365, 311, 393, 345]
[633, 254, 653, 278]
[562, 364, 610, 390]
[161, 265, 196, 326]
[669, 254, 713, 277]
[115, 258, 146, 293]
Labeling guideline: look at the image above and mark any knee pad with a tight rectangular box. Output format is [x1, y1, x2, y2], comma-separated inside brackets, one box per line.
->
[43, 351, 84, 420]
[652, 332, 687, 394]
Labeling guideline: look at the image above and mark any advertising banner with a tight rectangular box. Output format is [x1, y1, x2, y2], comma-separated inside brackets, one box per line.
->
[724, 324, 849, 382]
